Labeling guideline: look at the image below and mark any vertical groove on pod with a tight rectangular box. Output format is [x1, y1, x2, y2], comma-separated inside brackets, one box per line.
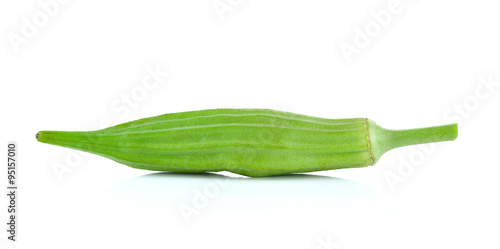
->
[364, 118, 374, 165]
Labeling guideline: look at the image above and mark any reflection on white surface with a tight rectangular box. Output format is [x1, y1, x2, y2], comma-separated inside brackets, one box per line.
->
[108, 172, 374, 209]
[72, 173, 376, 248]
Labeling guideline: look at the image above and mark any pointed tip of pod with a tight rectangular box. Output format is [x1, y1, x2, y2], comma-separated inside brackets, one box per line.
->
[36, 131, 48, 142]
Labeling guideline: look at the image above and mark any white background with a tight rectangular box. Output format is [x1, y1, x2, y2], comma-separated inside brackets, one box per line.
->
[1, 1, 499, 248]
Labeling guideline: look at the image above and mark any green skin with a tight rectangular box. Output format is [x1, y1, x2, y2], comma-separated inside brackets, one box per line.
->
[36, 109, 458, 177]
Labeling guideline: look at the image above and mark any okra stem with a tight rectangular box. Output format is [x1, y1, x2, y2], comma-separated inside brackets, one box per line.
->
[368, 121, 458, 163]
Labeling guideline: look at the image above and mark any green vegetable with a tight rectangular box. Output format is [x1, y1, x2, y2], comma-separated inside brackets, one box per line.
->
[36, 109, 458, 177]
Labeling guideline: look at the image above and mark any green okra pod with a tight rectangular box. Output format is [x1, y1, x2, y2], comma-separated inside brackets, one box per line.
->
[37, 109, 458, 177]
